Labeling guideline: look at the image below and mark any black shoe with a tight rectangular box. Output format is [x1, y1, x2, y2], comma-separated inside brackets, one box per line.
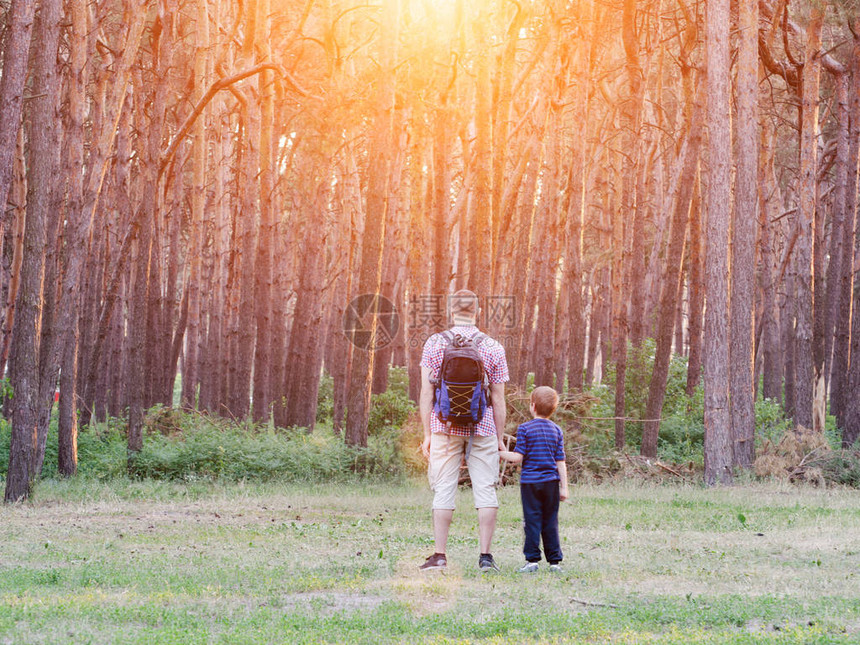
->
[478, 553, 499, 572]
[419, 553, 447, 571]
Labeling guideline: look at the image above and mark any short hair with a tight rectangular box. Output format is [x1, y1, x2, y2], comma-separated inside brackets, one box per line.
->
[531, 386, 559, 418]
[449, 289, 479, 320]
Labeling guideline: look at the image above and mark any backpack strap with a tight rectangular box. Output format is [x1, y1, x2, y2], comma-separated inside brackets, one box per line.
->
[430, 331, 455, 386]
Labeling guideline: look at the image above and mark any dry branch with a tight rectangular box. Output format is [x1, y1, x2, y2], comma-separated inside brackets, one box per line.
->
[159, 63, 314, 177]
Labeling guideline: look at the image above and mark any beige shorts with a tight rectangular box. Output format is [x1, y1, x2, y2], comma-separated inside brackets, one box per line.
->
[428, 433, 499, 510]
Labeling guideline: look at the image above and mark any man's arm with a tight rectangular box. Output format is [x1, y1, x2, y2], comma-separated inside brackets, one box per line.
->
[557, 461, 569, 501]
[420, 365, 434, 458]
[490, 381, 506, 451]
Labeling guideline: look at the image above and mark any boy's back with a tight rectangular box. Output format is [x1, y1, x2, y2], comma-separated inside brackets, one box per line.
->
[514, 418, 565, 484]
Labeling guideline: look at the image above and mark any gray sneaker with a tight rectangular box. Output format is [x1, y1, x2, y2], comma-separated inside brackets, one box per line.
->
[478, 554, 499, 572]
[549, 563, 563, 573]
[419, 553, 447, 571]
[518, 562, 539, 573]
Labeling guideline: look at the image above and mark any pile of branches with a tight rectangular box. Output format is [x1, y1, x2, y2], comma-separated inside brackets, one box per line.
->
[574, 451, 698, 484]
[754, 427, 860, 488]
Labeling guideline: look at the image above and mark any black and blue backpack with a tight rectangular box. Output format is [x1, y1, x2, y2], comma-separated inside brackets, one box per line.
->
[432, 331, 489, 428]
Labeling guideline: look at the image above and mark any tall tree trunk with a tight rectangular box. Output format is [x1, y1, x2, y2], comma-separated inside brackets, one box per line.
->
[794, 7, 824, 431]
[759, 122, 782, 404]
[833, 35, 860, 425]
[181, 0, 210, 410]
[0, 131, 27, 379]
[685, 173, 704, 396]
[0, 0, 37, 227]
[729, 0, 759, 468]
[252, 0, 275, 421]
[641, 99, 702, 458]
[29, 0, 64, 478]
[611, 151, 628, 450]
[283, 172, 328, 430]
[4, 0, 60, 501]
[703, 0, 733, 485]
[345, 0, 398, 447]
[823, 74, 849, 406]
[469, 9, 493, 300]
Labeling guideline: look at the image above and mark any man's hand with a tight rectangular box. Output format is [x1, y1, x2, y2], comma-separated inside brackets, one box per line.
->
[497, 437, 505, 452]
[422, 435, 431, 459]
[559, 486, 569, 502]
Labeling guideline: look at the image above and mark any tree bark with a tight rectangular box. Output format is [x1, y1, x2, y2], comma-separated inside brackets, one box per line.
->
[345, 0, 398, 447]
[703, 0, 734, 485]
[729, 0, 759, 468]
[641, 96, 702, 458]
[793, 6, 824, 431]
[0, 0, 37, 228]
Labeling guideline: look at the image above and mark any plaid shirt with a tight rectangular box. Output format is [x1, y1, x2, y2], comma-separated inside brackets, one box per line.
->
[421, 325, 509, 437]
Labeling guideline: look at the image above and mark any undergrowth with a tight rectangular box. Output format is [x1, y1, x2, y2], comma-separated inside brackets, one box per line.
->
[3, 356, 860, 488]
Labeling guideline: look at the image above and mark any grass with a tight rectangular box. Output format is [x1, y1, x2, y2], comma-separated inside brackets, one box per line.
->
[1, 479, 860, 644]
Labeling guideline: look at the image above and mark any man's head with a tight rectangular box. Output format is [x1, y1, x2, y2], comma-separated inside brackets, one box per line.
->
[449, 289, 480, 326]
[530, 386, 559, 419]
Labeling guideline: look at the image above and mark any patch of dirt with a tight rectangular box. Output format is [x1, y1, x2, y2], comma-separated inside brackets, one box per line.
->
[384, 553, 462, 616]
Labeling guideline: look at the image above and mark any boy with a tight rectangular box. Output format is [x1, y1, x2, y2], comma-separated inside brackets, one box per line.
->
[500, 386, 568, 573]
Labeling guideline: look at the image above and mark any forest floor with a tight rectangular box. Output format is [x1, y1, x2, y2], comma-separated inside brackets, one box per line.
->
[1, 479, 859, 644]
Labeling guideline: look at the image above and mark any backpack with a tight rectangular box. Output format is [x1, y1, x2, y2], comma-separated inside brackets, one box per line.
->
[432, 331, 489, 428]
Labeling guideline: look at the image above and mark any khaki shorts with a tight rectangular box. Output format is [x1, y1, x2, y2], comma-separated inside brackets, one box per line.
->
[428, 433, 499, 510]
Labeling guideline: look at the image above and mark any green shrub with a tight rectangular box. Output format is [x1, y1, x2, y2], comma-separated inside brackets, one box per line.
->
[368, 388, 415, 437]
[1, 403, 410, 483]
[316, 372, 334, 424]
[128, 413, 406, 482]
[0, 414, 128, 480]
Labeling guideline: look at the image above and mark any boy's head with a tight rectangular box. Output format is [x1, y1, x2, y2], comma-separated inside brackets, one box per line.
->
[449, 289, 479, 325]
[530, 386, 559, 419]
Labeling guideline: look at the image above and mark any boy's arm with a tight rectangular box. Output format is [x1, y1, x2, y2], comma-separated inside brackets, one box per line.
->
[499, 450, 522, 463]
[557, 461, 569, 501]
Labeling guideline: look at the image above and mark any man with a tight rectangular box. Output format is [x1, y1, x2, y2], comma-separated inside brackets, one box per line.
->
[418, 289, 509, 572]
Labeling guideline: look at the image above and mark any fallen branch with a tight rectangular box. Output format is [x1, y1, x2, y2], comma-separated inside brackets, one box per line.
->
[570, 597, 619, 609]
[624, 452, 647, 476]
[656, 461, 692, 482]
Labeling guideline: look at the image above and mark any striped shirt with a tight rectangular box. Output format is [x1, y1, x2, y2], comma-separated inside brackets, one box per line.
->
[513, 418, 566, 483]
[421, 325, 509, 437]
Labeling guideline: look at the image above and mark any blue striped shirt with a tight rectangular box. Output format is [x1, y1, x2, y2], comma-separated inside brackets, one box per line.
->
[513, 418, 566, 484]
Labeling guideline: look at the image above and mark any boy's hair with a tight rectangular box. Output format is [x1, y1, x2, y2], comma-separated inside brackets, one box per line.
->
[531, 386, 559, 418]
[450, 289, 479, 321]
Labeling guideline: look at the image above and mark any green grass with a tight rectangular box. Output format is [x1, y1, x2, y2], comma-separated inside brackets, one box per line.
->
[2, 480, 860, 643]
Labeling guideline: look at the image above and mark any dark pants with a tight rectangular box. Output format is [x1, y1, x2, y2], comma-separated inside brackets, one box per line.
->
[521, 480, 563, 564]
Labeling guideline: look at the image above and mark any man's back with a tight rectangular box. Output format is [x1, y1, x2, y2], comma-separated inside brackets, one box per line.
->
[421, 325, 508, 437]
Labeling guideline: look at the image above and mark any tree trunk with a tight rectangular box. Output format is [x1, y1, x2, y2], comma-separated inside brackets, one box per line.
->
[759, 122, 782, 404]
[611, 152, 628, 450]
[729, 0, 759, 468]
[4, 0, 63, 499]
[283, 172, 328, 430]
[793, 7, 823, 431]
[641, 98, 702, 458]
[345, 0, 398, 447]
[0, 0, 37, 227]
[685, 173, 704, 396]
[252, 0, 275, 421]
[833, 35, 860, 425]
[703, 0, 733, 485]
